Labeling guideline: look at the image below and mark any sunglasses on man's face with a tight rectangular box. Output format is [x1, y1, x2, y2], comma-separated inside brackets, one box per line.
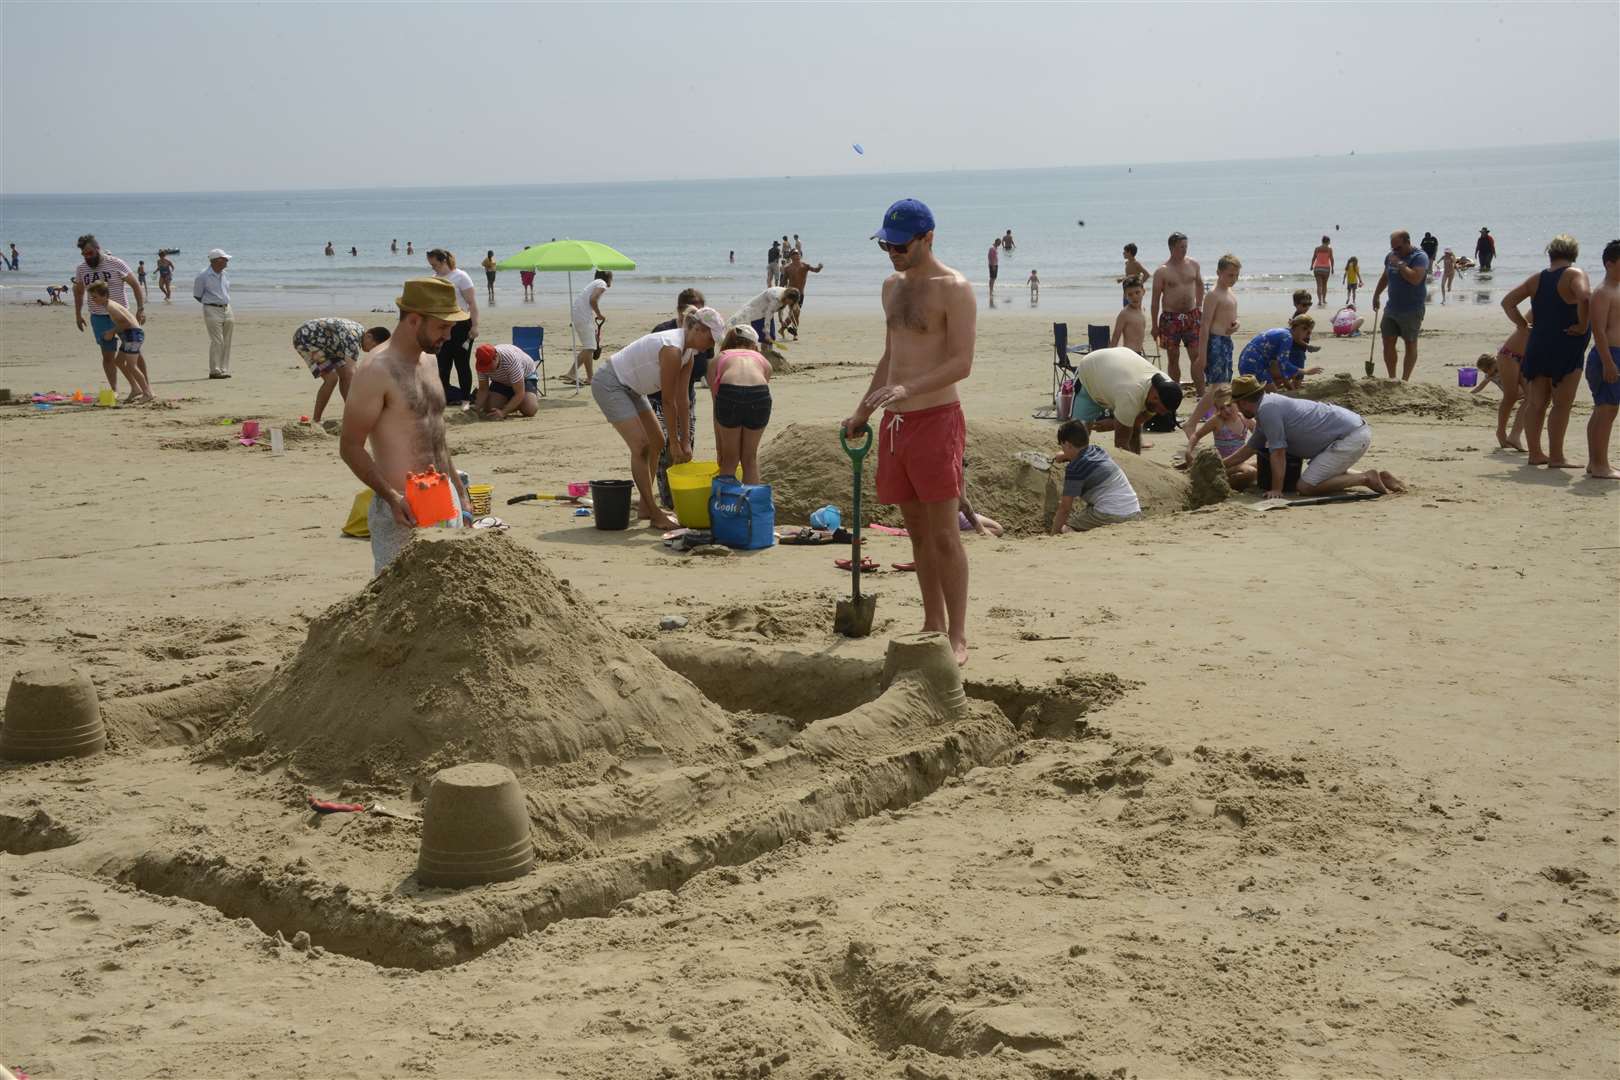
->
[877, 238, 913, 254]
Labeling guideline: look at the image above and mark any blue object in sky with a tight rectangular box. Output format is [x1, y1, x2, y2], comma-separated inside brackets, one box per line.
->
[852, 143, 864, 155]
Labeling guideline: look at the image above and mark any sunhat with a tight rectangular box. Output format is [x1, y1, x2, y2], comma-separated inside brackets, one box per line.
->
[397, 278, 470, 321]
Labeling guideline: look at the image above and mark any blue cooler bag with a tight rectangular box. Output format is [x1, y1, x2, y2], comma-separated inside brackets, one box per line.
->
[709, 477, 775, 549]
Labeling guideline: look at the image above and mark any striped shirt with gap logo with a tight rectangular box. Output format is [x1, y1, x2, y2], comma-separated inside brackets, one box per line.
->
[75, 255, 132, 315]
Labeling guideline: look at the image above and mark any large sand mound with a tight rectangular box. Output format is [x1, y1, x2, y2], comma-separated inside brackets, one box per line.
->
[1296, 372, 1494, 422]
[220, 532, 733, 783]
[759, 418, 1217, 535]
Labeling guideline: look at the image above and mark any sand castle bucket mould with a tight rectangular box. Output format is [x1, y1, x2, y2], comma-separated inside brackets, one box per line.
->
[415, 763, 537, 888]
[1, 665, 107, 761]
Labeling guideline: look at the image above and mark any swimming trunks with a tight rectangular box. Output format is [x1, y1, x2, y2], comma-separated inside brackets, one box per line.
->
[1204, 334, 1234, 384]
[875, 400, 965, 505]
[1158, 309, 1200, 348]
[90, 313, 116, 353]
[1586, 347, 1620, 407]
[117, 326, 145, 355]
[488, 375, 540, 401]
[988, 264, 998, 282]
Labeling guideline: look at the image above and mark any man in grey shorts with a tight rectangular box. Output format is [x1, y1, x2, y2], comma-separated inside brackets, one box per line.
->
[1371, 229, 1431, 382]
[1220, 375, 1406, 499]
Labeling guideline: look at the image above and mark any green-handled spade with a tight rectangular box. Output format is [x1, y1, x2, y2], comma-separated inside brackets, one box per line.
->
[834, 425, 877, 637]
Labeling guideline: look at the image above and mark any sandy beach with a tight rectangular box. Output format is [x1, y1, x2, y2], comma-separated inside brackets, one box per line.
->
[2, 289, 1617, 1079]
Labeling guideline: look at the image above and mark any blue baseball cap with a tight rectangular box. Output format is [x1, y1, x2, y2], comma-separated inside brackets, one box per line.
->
[872, 198, 935, 244]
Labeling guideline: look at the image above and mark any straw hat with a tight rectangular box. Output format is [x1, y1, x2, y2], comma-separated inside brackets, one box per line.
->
[1229, 375, 1265, 401]
[397, 278, 470, 321]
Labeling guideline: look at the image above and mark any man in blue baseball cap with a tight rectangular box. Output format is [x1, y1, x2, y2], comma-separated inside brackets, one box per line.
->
[843, 198, 978, 667]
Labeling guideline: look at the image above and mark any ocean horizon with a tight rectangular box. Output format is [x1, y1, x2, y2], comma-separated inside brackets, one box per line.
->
[2, 139, 1614, 317]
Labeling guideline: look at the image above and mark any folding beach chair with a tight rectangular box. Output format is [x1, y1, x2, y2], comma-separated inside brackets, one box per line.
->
[512, 326, 546, 398]
[1048, 323, 1112, 406]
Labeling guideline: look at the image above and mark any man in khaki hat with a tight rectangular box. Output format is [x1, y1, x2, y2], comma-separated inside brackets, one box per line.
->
[1220, 374, 1405, 500]
[339, 278, 475, 574]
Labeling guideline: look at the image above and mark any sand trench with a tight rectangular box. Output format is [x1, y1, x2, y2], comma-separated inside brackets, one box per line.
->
[1, 531, 1128, 971]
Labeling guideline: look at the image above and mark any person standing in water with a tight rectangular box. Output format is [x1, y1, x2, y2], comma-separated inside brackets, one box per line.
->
[1475, 228, 1496, 272]
[842, 198, 977, 666]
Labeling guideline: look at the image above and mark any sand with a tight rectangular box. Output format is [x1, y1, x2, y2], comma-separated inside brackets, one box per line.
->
[2, 291, 1617, 1079]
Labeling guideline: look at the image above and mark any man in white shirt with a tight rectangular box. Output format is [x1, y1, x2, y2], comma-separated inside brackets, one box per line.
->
[566, 271, 611, 386]
[727, 286, 800, 344]
[193, 249, 233, 379]
[72, 233, 145, 393]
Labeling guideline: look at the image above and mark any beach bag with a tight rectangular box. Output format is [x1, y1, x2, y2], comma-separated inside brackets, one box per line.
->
[341, 490, 372, 538]
[709, 477, 775, 550]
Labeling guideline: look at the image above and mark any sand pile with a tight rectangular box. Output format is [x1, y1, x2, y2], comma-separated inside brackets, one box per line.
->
[219, 531, 733, 783]
[759, 418, 1217, 535]
[1296, 373, 1493, 422]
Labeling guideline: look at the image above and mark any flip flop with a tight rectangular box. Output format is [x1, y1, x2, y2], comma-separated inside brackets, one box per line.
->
[834, 557, 880, 572]
[471, 516, 509, 531]
[869, 524, 908, 537]
[891, 562, 916, 572]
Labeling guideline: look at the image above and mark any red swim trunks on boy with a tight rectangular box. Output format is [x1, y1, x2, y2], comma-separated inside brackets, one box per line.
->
[875, 401, 966, 505]
[1158, 309, 1201, 347]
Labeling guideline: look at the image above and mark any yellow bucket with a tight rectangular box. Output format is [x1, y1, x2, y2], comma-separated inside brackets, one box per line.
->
[466, 484, 493, 517]
[667, 461, 738, 528]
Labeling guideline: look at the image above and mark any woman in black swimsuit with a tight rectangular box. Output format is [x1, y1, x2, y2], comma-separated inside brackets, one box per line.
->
[1502, 234, 1592, 468]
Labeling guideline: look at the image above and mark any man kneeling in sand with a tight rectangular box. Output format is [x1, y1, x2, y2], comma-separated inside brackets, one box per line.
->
[1220, 375, 1405, 499]
[340, 278, 474, 574]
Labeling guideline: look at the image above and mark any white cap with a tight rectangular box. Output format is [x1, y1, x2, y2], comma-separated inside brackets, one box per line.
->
[208, 248, 231, 261]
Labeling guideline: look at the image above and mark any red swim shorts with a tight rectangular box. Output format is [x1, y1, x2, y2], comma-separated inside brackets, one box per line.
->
[1158, 309, 1201, 348]
[875, 401, 965, 505]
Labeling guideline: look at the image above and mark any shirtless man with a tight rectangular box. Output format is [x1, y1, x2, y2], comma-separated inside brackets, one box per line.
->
[340, 278, 473, 575]
[1150, 231, 1204, 386]
[1119, 243, 1149, 304]
[843, 198, 976, 665]
[1182, 253, 1242, 444]
[781, 249, 823, 338]
[1584, 238, 1620, 480]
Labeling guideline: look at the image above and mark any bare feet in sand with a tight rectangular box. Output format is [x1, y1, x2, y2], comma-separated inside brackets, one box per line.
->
[1527, 455, 1549, 466]
[1546, 460, 1582, 469]
[1378, 470, 1407, 493]
[1498, 437, 1526, 452]
[1363, 470, 1390, 494]
[648, 514, 680, 531]
[950, 638, 968, 666]
[1584, 466, 1620, 480]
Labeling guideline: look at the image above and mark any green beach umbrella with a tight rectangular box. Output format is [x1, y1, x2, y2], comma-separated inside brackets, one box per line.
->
[497, 240, 636, 389]
[496, 239, 636, 272]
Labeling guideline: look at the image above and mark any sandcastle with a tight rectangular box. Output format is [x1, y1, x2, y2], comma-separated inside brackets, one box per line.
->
[0, 532, 1135, 969]
[1, 665, 106, 761]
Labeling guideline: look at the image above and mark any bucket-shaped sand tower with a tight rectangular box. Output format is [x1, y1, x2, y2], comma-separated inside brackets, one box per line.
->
[1, 665, 106, 761]
[415, 763, 536, 888]
[880, 632, 968, 720]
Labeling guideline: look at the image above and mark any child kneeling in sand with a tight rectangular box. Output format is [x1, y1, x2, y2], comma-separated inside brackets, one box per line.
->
[87, 281, 154, 403]
[1050, 420, 1141, 533]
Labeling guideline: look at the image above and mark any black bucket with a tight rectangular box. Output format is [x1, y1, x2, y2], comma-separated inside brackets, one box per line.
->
[589, 479, 633, 530]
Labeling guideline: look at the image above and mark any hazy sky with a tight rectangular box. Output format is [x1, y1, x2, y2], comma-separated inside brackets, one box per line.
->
[4, 2, 1615, 194]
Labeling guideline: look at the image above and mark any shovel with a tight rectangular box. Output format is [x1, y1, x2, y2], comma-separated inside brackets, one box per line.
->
[834, 426, 877, 637]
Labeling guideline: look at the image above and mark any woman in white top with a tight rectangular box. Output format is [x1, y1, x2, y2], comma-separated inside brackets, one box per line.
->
[593, 306, 727, 530]
[426, 248, 479, 403]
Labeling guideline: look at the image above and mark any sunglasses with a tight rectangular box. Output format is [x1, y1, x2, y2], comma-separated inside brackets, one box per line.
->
[876, 238, 914, 254]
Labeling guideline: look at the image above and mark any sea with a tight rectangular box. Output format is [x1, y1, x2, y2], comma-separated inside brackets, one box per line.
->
[1, 140, 1614, 316]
